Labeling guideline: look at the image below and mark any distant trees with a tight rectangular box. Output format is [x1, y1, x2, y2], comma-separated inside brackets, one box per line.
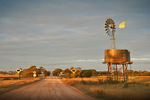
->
[97, 71, 107, 76]
[62, 68, 71, 74]
[81, 70, 92, 77]
[91, 69, 98, 76]
[52, 67, 98, 78]
[0, 66, 51, 77]
[9, 71, 15, 75]
[21, 65, 50, 77]
[0, 71, 10, 75]
[52, 68, 62, 76]
[52, 67, 150, 78]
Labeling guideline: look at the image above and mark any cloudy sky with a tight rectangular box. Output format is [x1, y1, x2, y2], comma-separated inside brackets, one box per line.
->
[0, 0, 150, 71]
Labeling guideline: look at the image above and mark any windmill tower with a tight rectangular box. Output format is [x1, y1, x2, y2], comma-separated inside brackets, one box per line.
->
[103, 18, 133, 83]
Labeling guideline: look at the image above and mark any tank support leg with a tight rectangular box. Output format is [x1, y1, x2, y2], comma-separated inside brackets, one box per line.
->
[107, 64, 109, 81]
[116, 64, 118, 82]
[123, 64, 125, 82]
[125, 64, 128, 83]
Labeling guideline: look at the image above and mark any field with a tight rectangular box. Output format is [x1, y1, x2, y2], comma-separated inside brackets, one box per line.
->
[62, 76, 150, 100]
[0, 75, 44, 94]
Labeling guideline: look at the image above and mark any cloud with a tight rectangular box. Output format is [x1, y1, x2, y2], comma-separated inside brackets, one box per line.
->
[132, 58, 150, 61]
[0, 0, 150, 71]
[76, 59, 103, 62]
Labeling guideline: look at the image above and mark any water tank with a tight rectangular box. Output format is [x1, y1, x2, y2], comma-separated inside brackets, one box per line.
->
[103, 49, 132, 64]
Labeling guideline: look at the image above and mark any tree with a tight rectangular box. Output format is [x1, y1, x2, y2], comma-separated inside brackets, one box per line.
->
[22, 69, 33, 77]
[70, 67, 75, 70]
[62, 68, 71, 74]
[82, 70, 92, 77]
[47, 71, 51, 76]
[52, 68, 62, 76]
[91, 69, 98, 76]
[65, 73, 71, 78]
[77, 70, 83, 77]
[29, 65, 37, 70]
[21, 65, 49, 77]
[38, 66, 45, 74]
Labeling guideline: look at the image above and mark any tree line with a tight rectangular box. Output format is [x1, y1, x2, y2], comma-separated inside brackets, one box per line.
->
[52, 67, 150, 78]
[52, 67, 98, 78]
[0, 65, 50, 77]
[21, 65, 50, 77]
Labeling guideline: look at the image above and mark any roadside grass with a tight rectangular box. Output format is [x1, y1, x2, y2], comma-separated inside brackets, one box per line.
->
[62, 76, 150, 100]
[0, 76, 44, 94]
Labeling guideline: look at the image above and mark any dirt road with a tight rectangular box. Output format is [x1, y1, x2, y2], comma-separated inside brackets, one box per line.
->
[0, 76, 96, 100]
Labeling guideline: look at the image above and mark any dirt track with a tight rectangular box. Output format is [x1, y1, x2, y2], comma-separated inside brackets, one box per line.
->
[0, 76, 96, 100]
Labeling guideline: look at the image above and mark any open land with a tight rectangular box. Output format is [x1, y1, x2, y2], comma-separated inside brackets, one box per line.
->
[62, 76, 150, 100]
[0, 75, 150, 100]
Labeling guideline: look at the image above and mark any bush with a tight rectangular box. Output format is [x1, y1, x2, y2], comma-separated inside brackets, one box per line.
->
[3, 77, 11, 80]
[82, 70, 92, 77]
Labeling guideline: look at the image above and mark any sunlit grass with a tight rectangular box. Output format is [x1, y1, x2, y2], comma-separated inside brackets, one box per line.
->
[62, 76, 150, 100]
[0, 76, 44, 94]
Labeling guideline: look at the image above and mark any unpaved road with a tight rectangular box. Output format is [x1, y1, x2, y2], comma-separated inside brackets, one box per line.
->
[0, 76, 96, 100]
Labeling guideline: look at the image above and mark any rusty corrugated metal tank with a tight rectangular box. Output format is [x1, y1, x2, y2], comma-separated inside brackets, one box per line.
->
[103, 49, 132, 64]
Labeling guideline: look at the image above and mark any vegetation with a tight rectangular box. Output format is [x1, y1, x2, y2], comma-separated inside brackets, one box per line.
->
[53, 67, 150, 79]
[0, 65, 50, 78]
[52, 68, 62, 76]
[62, 76, 150, 100]
[52, 67, 98, 78]
[0, 71, 15, 75]
[21, 65, 50, 77]
[0, 77, 44, 94]
[58, 67, 150, 100]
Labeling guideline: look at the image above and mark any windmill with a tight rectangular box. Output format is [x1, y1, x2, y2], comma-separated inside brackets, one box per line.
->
[105, 18, 116, 49]
[103, 18, 132, 83]
[105, 18, 125, 49]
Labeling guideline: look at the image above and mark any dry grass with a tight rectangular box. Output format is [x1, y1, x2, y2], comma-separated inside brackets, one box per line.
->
[0, 76, 44, 94]
[62, 76, 150, 83]
[62, 76, 150, 100]
[0, 77, 42, 87]
[0, 75, 18, 78]
[89, 86, 150, 100]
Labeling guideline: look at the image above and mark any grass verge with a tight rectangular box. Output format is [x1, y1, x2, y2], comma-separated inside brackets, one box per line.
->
[0, 77, 44, 95]
[62, 77, 150, 100]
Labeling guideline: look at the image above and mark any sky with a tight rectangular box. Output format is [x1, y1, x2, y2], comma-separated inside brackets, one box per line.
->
[0, 0, 150, 71]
